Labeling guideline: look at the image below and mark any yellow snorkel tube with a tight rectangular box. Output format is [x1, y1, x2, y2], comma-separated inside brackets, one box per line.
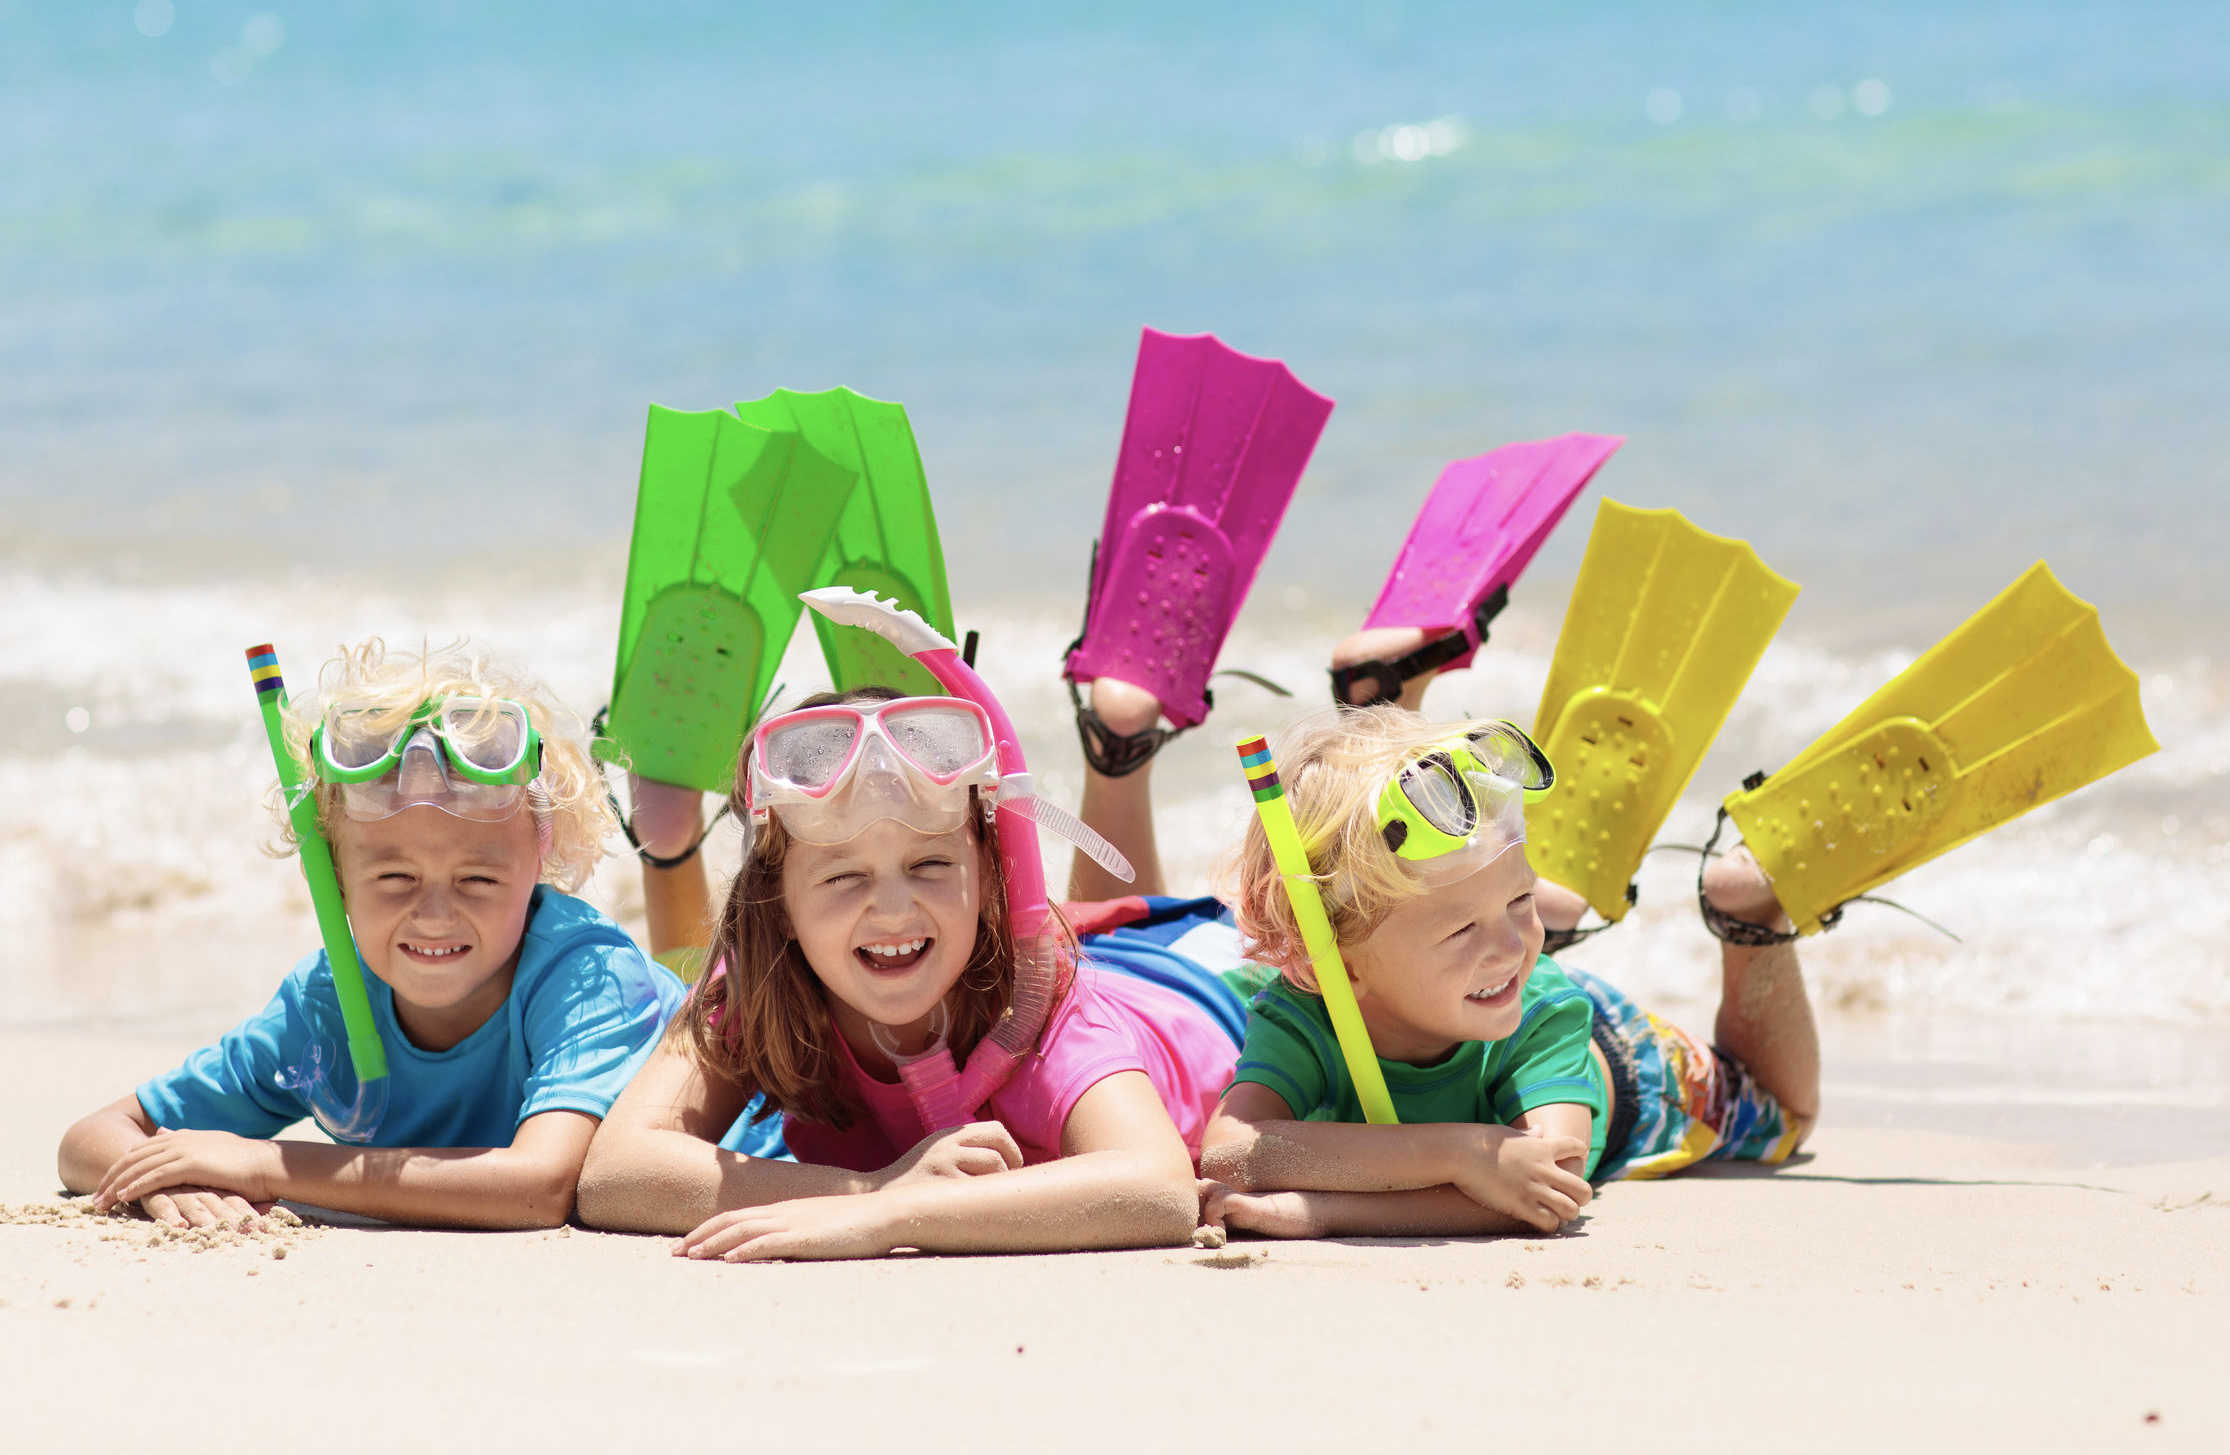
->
[1236, 734, 1399, 1125]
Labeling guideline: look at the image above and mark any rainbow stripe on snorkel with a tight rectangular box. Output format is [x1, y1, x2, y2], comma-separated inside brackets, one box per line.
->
[1235, 734, 1398, 1125]
[245, 645, 387, 1085]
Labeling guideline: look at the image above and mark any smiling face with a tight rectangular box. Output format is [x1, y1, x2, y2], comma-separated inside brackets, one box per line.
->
[778, 817, 989, 1065]
[1345, 844, 1545, 1064]
[330, 804, 541, 1050]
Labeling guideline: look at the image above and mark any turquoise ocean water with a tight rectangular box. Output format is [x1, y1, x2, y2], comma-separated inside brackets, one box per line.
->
[4, 2, 2227, 1122]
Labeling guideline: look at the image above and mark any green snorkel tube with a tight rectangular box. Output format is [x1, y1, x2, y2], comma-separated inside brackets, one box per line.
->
[246, 645, 389, 1142]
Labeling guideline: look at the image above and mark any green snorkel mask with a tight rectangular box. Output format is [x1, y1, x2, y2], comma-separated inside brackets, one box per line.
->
[313, 695, 543, 822]
[1377, 721, 1556, 886]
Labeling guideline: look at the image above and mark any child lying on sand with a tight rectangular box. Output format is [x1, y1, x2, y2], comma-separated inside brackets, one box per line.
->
[58, 640, 680, 1230]
[1198, 703, 1817, 1237]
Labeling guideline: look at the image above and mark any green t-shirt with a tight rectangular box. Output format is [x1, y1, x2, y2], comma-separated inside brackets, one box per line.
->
[1229, 955, 1610, 1177]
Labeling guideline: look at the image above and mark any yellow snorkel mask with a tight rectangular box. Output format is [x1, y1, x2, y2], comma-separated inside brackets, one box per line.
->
[1376, 721, 1556, 886]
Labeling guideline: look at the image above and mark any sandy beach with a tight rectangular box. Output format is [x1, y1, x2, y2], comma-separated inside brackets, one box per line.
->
[4, 1024, 2224, 1454]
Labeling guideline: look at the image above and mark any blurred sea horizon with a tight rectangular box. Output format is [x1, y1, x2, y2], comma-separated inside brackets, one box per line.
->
[3, 3, 2226, 1069]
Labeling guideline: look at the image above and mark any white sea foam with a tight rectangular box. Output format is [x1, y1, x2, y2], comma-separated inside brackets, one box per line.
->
[1, 566, 2224, 1032]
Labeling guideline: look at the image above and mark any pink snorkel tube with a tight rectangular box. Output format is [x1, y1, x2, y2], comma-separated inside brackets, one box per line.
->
[801, 587, 1128, 1132]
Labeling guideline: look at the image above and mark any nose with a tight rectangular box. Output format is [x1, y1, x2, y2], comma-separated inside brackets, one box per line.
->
[865, 866, 918, 923]
[406, 876, 461, 930]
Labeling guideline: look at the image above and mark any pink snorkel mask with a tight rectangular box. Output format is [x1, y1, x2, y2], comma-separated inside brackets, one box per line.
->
[745, 697, 1002, 844]
[796, 589, 1134, 1133]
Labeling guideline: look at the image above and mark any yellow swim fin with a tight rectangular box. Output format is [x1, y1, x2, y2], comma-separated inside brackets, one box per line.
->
[1723, 561, 2158, 935]
[1526, 502, 1800, 922]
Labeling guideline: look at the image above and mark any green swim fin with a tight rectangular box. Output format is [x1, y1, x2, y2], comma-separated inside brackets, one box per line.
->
[603, 404, 857, 794]
[1722, 561, 2159, 936]
[734, 387, 955, 698]
[1526, 502, 1800, 922]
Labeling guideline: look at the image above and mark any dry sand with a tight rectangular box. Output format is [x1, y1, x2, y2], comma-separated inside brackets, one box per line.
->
[3, 1024, 2225, 1454]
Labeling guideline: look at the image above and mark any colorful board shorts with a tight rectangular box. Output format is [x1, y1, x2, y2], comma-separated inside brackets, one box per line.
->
[1566, 965, 1803, 1181]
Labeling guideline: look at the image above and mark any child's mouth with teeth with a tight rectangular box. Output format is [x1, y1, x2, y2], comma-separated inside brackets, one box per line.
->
[404, 943, 470, 963]
[1466, 971, 1521, 1005]
[858, 938, 931, 973]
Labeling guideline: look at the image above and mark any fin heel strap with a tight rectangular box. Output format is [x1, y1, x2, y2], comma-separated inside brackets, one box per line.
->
[1069, 677, 1182, 778]
[1539, 879, 1635, 955]
[1695, 796, 1815, 947]
[1330, 585, 1509, 708]
[590, 705, 728, 868]
[1696, 777, 1960, 946]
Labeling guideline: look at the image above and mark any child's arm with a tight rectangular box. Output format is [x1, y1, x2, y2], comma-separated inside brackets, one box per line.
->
[60, 1094, 272, 1229]
[1201, 1182, 1543, 1239]
[85, 1108, 605, 1230]
[1199, 1082, 1591, 1234]
[574, 1037, 1028, 1234]
[670, 1069, 1199, 1260]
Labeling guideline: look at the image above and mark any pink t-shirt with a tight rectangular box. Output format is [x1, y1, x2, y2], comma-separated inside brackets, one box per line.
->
[782, 961, 1238, 1171]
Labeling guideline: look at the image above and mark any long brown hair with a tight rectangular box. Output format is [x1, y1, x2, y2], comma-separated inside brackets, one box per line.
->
[677, 687, 1035, 1131]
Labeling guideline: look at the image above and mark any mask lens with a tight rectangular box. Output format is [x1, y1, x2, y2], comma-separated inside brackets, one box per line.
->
[1396, 754, 1476, 838]
[437, 698, 530, 775]
[1465, 722, 1553, 791]
[761, 716, 863, 790]
[323, 709, 402, 771]
[881, 704, 991, 778]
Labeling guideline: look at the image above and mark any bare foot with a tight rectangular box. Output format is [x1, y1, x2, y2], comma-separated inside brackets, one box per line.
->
[1088, 675, 1162, 737]
[628, 776, 707, 859]
[1702, 843, 1792, 933]
[1330, 626, 1433, 710]
[1534, 876, 1588, 934]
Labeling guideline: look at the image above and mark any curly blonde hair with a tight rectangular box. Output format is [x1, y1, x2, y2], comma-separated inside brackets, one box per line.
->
[269, 637, 616, 892]
[1221, 705, 1525, 992]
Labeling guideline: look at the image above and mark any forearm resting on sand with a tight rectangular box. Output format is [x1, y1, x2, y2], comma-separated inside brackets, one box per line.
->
[1201, 1085, 1592, 1232]
[69, 1095, 606, 1230]
[678, 1145, 1199, 1261]
[575, 1044, 880, 1234]
[1201, 1183, 1543, 1240]
[673, 1071, 1200, 1261]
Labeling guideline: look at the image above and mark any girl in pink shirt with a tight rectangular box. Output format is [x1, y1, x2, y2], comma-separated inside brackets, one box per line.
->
[579, 623, 1247, 1261]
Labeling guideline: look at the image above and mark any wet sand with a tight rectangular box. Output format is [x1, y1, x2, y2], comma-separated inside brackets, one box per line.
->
[3, 1024, 2225, 1453]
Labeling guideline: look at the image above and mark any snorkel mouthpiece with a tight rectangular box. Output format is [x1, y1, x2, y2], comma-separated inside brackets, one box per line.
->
[801, 587, 1127, 1130]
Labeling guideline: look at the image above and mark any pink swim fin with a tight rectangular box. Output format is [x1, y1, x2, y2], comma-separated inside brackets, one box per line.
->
[1332, 433, 1622, 707]
[1065, 328, 1335, 760]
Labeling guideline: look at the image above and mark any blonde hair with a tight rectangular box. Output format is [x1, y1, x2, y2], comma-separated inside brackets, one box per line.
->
[1221, 705, 1515, 992]
[269, 637, 616, 893]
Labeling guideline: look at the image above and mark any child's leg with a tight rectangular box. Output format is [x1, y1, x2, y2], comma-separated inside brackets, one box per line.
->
[1701, 844, 1820, 1143]
[1069, 677, 1167, 902]
[631, 776, 714, 958]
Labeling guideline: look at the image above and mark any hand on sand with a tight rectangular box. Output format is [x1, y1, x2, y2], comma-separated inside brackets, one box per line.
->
[137, 1186, 276, 1231]
[676, 1194, 898, 1262]
[872, 1122, 1023, 1190]
[1703, 842, 1794, 934]
[94, 1129, 279, 1222]
[1446, 1125, 1592, 1233]
[628, 775, 705, 860]
[1196, 1179, 1327, 1240]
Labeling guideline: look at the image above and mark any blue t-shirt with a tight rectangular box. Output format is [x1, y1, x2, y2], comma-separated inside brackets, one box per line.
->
[137, 886, 684, 1148]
